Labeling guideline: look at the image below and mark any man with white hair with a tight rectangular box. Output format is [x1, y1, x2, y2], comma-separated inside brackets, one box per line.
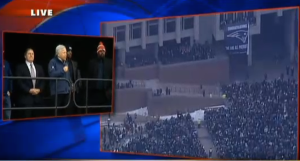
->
[48, 44, 72, 116]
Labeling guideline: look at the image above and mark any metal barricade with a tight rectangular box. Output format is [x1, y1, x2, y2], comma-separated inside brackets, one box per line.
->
[3, 76, 72, 116]
[73, 78, 112, 113]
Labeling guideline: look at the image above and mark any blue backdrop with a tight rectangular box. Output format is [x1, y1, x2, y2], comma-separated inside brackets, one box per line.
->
[0, 0, 298, 159]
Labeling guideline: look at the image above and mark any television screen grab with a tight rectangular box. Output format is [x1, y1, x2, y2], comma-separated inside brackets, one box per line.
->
[100, 8, 298, 159]
[2, 32, 115, 120]
[0, 0, 298, 160]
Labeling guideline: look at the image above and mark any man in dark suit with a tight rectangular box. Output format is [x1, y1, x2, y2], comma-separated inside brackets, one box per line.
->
[48, 45, 72, 117]
[3, 60, 13, 120]
[15, 48, 45, 119]
[87, 41, 113, 114]
[66, 45, 82, 115]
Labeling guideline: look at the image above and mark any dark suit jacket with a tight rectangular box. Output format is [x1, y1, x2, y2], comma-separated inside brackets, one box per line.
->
[68, 59, 81, 91]
[88, 57, 113, 92]
[15, 63, 45, 106]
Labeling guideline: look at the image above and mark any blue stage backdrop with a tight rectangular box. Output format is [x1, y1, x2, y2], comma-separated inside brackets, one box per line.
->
[225, 22, 249, 54]
[0, 0, 299, 160]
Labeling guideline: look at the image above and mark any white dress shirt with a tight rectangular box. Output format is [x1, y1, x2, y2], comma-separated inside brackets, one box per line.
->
[26, 61, 36, 77]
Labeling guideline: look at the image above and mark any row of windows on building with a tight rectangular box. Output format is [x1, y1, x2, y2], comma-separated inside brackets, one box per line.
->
[220, 12, 255, 22]
[113, 17, 194, 42]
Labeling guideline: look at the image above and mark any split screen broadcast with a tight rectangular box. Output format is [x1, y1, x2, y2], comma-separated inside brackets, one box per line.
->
[2, 7, 298, 159]
[2, 32, 114, 120]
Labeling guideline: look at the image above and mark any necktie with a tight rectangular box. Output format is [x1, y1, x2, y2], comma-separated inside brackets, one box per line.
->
[30, 63, 36, 88]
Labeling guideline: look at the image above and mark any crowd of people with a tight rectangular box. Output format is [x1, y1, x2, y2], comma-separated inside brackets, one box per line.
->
[219, 12, 256, 30]
[152, 87, 171, 97]
[116, 81, 134, 89]
[102, 113, 208, 158]
[158, 41, 214, 65]
[103, 75, 297, 159]
[123, 40, 214, 68]
[101, 124, 127, 150]
[125, 54, 157, 68]
[205, 78, 297, 159]
[116, 80, 147, 89]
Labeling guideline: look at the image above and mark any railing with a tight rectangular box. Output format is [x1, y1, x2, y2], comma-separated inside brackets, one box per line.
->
[3, 77, 113, 116]
[73, 78, 113, 114]
[3, 76, 71, 116]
